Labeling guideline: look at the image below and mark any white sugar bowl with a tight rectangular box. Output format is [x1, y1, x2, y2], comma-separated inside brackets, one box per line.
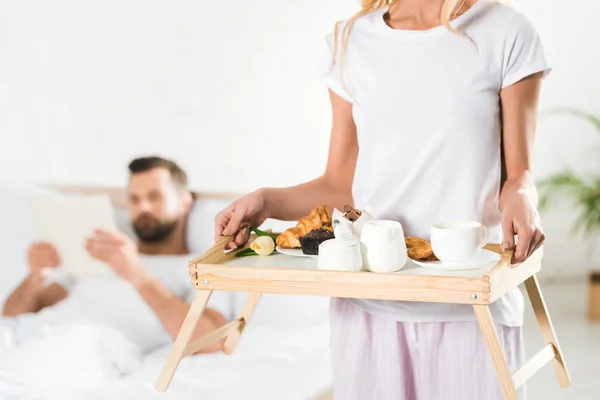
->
[332, 205, 374, 240]
[317, 239, 363, 272]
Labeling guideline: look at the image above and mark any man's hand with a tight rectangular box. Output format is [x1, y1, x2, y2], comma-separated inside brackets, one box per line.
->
[85, 230, 147, 284]
[28, 242, 61, 282]
[3, 242, 67, 317]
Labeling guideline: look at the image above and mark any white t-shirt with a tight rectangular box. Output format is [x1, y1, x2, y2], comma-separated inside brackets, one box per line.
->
[319, 0, 551, 326]
[24, 254, 233, 351]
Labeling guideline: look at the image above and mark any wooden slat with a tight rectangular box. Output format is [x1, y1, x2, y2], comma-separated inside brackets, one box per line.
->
[155, 290, 212, 393]
[192, 265, 490, 304]
[473, 305, 519, 400]
[487, 246, 544, 302]
[182, 318, 243, 358]
[223, 293, 262, 355]
[512, 344, 556, 389]
[315, 387, 334, 400]
[525, 275, 572, 388]
[483, 243, 504, 255]
[488, 257, 542, 303]
[487, 248, 515, 277]
[189, 233, 261, 268]
[189, 235, 236, 267]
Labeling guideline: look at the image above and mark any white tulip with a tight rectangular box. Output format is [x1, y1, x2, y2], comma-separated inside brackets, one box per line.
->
[250, 236, 275, 256]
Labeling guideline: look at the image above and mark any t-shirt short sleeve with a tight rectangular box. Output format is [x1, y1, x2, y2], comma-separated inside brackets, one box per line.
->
[317, 25, 354, 103]
[501, 11, 552, 89]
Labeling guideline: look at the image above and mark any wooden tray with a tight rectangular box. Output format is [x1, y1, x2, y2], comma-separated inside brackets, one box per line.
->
[190, 242, 537, 305]
[156, 236, 571, 400]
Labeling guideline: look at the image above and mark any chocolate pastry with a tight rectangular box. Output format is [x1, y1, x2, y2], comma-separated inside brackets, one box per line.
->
[343, 204, 362, 222]
[276, 205, 332, 249]
[299, 227, 335, 255]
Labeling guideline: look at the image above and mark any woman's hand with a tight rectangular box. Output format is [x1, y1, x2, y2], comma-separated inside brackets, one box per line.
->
[500, 187, 545, 264]
[499, 72, 545, 264]
[214, 189, 270, 250]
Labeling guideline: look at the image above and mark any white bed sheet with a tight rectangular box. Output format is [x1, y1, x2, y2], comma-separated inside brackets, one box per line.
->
[66, 323, 332, 400]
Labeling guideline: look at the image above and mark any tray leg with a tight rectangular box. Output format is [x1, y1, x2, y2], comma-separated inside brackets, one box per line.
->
[524, 274, 571, 388]
[155, 290, 212, 392]
[223, 292, 262, 355]
[473, 305, 519, 400]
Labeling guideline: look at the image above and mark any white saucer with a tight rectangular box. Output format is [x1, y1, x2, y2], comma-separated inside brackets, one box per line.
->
[276, 246, 317, 258]
[412, 249, 500, 271]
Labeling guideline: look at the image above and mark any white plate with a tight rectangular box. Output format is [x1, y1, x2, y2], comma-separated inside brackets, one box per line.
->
[276, 246, 317, 258]
[412, 249, 500, 271]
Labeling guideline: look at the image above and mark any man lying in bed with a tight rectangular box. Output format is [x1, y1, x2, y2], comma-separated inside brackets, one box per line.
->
[0, 157, 230, 396]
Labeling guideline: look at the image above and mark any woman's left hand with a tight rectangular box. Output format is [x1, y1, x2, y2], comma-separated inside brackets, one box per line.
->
[501, 189, 545, 264]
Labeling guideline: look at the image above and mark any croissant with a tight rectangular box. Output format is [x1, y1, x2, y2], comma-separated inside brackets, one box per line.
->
[276, 205, 332, 249]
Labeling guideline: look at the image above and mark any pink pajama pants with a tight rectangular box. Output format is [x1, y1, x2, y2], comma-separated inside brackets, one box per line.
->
[330, 298, 525, 400]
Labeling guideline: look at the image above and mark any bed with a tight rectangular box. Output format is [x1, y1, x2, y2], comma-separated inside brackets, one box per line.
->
[0, 179, 333, 400]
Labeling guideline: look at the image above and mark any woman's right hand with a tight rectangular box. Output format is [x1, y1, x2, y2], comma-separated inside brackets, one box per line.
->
[214, 189, 270, 250]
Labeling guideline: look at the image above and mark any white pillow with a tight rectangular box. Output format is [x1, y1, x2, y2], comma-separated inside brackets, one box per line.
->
[186, 198, 233, 254]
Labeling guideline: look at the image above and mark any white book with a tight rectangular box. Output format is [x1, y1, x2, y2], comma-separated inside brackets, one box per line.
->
[29, 192, 117, 277]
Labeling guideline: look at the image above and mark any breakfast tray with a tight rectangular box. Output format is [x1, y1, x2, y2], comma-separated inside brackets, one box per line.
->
[155, 236, 571, 400]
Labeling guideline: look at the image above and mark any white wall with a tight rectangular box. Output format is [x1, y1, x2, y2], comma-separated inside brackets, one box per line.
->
[1, 0, 599, 279]
[518, 0, 600, 280]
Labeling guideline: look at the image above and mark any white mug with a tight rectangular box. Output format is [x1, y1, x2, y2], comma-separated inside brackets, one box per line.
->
[430, 221, 488, 265]
[317, 239, 363, 272]
[360, 220, 408, 273]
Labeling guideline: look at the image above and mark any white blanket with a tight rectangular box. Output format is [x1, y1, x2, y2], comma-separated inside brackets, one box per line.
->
[69, 324, 332, 400]
[0, 323, 145, 400]
[0, 322, 331, 400]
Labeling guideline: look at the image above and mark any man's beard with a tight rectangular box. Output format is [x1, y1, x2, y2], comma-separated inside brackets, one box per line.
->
[132, 214, 180, 243]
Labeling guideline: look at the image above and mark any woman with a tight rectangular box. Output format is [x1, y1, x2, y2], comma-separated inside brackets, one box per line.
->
[215, 0, 549, 398]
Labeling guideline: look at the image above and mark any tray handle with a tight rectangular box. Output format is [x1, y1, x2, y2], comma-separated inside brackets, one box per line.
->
[190, 235, 235, 266]
[484, 243, 516, 274]
[189, 232, 264, 267]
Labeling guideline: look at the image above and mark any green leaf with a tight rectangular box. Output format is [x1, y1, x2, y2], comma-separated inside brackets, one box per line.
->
[538, 170, 600, 236]
[537, 171, 586, 211]
[537, 107, 600, 241]
[251, 227, 279, 241]
[234, 248, 257, 258]
[545, 107, 600, 133]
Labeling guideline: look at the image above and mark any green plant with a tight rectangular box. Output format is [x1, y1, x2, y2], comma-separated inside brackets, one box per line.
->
[538, 109, 600, 236]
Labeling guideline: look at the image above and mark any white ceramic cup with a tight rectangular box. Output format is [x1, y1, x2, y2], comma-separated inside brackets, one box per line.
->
[430, 221, 489, 265]
[317, 239, 363, 272]
[360, 220, 408, 273]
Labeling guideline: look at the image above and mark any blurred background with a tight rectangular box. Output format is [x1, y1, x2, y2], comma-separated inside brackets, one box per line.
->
[0, 0, 599, 399]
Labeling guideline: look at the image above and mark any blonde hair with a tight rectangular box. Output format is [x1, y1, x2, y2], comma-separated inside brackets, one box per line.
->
[332, 0, 471, 99]
[337, 0, 468, 58]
